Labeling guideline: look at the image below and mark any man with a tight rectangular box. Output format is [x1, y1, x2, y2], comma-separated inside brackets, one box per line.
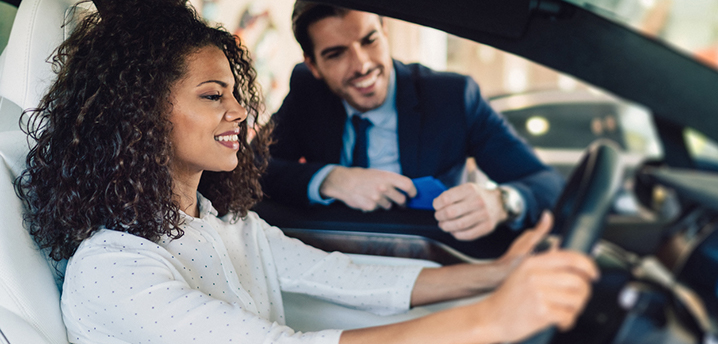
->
[263, 1, 565, 241]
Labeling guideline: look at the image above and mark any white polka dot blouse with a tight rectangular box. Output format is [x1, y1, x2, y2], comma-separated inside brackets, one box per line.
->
[61, 193, 423, 343]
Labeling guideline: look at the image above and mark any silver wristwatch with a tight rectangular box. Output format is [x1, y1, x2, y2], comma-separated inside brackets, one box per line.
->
[499, 186, 524, 223]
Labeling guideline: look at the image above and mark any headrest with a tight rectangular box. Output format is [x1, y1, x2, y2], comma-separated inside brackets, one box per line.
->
[0, 0, 90, 111]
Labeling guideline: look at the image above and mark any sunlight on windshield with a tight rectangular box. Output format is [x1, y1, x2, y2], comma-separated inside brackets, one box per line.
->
[685, 128, 718, 165]
[564, 0, 718, 69]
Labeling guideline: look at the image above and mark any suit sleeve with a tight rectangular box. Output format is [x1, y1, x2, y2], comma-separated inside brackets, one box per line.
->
[262, 65, 328, 207]
[462, 78, 565, 228]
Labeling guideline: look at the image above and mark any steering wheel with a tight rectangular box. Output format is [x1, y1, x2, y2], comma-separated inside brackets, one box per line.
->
[520, 139, 624, 344]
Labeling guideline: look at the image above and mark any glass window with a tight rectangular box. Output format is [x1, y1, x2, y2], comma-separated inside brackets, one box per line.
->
[564, 0, 718, 70]
[685, 127, 718, 169]
[0, 2, 18, 54]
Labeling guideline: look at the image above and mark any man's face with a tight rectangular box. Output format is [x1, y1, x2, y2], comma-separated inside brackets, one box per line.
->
[304, 11, 392, 113]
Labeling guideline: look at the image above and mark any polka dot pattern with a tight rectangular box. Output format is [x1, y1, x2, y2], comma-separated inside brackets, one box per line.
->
[60, 193, 422, 343]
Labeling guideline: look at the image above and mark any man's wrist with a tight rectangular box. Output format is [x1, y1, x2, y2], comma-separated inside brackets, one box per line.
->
[318, 165, 349, 201]
[498, 185, 525, 225]
[308, 164, 339, 204]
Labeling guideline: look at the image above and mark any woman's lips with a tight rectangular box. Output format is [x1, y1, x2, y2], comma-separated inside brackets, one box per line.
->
[214, 129, 240, 150]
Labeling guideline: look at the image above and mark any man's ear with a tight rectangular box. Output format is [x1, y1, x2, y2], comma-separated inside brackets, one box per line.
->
[380, 17, 389, 37]
[303, 54, 323, 80]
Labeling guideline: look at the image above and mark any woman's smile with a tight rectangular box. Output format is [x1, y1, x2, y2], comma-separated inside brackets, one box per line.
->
[214, 128, 240, 150]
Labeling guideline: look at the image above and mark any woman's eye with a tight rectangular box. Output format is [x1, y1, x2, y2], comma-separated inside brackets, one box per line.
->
[203, 94, 222, 101]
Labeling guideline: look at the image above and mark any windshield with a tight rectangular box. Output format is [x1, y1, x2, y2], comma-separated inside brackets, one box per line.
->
[565, 0, 718, 69]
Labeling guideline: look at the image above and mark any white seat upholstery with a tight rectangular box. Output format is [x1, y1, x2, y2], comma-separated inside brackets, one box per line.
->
[0, 131, 68, 344]
[0, 0, 82, 342]
[0, 0, 79, 112]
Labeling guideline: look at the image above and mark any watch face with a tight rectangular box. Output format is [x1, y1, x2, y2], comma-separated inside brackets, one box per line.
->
[501, 186, 523, 218]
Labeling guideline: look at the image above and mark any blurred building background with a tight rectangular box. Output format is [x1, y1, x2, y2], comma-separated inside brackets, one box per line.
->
[1, 0, 717, 169]
[185, 0, 718, 118]
[181, 0, 718, 165]
[188, 0, 599, 115]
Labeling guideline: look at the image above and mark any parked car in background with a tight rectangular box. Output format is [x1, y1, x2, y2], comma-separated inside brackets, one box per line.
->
[491, 89, 662, 176]
[490, 89, 662, 215]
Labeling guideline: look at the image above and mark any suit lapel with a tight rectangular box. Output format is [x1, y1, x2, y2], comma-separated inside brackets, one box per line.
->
[305, 74, 347, 164]
[395, 61, 422, 178]
[322, 96, 347, 164]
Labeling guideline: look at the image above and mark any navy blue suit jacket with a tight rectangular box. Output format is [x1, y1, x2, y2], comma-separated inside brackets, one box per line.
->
[263, 60, 564, 228]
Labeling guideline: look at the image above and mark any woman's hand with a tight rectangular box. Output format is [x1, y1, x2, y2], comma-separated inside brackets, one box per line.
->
[490, 211, 555, 286]
[477, 249, 600, 343]
[410, 211, 555, 306]
[343, 248, 598, 344]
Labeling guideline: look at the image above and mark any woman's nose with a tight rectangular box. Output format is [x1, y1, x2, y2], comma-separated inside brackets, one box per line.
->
[226, 95, 248, 123]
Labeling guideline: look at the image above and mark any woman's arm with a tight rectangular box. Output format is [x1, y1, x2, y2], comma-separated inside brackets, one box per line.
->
[341, 249, 599, 344]
[411, 212, 553, 306]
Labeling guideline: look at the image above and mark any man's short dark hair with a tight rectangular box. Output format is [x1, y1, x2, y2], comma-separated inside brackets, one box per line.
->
[291, 1, 349, 60]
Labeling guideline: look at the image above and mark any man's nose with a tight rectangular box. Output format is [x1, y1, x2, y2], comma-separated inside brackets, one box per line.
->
[349, 45, 371, 76]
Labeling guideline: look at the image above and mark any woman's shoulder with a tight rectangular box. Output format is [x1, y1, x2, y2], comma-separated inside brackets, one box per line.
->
[216, 210, 286, 239]
[218, 210, 267, 227]
[71, 228, 164, 261]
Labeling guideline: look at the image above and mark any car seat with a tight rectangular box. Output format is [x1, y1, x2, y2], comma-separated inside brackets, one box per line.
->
[0, 0, 82, 342]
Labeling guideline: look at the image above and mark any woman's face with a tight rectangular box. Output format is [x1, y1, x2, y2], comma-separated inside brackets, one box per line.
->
[168, 45, 247, 177]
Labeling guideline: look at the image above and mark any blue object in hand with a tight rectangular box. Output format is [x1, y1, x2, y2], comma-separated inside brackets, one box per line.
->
[407, 176, 447, 210]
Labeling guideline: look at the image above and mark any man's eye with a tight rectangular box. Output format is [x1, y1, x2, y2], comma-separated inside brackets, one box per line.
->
[326, 52, 342, 60]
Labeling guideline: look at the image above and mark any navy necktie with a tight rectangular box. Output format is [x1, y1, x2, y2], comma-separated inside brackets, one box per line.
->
[351, 115, 372, 168]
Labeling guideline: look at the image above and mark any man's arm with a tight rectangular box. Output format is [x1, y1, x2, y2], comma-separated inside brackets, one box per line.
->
[319, 166, 417, 211]
[433, 76, 564, 240]
[262, 63, 344, 206]
[433, 183, 508, 241]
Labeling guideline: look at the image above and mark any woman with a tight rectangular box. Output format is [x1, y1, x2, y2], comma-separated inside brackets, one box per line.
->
[16, 0, 598, 343]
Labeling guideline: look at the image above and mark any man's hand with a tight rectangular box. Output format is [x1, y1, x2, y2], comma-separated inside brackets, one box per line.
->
[433, 182, 507, 241]
[320, 166, 417, 212]
[477, 249, 599, 343]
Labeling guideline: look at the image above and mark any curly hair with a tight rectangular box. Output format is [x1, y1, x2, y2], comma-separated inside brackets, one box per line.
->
[15, 0, 272, 261]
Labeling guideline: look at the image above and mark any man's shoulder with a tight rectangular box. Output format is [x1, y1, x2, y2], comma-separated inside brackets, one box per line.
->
[289, 62, 320, 84]
[396, 60, 472, 84]
[287, 62, 336, 97]
[290, 62, 312, 78]
[395, 60, 480, 101]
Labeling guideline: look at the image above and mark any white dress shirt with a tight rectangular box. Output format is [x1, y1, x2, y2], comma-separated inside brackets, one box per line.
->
[303, 69, 526, 228]
[308, 68, 400, 204]
[61, 193, 423, 343]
